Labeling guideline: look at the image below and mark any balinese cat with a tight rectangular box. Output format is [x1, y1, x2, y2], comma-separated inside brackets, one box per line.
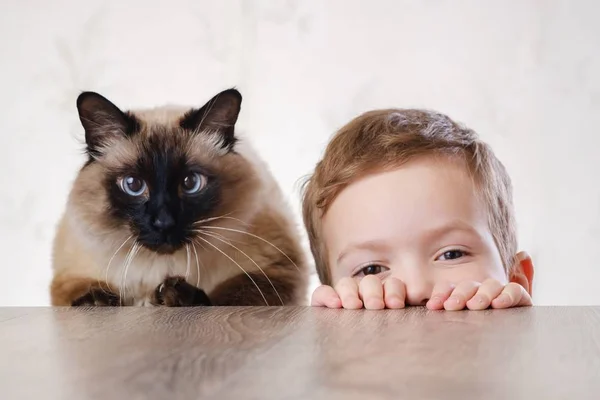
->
[50, 88, 308, 306]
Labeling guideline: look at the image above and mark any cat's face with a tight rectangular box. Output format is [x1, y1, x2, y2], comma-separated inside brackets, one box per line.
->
[104, 132, 223, 254]
[71, 89, 259, 254]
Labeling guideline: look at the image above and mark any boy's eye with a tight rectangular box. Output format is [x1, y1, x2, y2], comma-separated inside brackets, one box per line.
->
[437, 250, 467, 261]
[354, 264, 389, 277]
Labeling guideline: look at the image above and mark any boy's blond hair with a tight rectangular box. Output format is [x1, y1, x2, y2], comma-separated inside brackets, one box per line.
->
[302, 109, 516, 285]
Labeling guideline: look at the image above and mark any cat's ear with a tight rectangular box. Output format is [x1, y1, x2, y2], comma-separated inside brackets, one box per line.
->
[76, 91, 140, 158]
[180, 88, 242, 150]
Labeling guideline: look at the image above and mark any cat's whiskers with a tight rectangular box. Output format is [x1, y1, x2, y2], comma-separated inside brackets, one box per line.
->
[192, 213, 249, 228]
[129, 244, 142, 303]
[192, 215, 229, 225]
[117, 242, 136, 306]
[194, 236, 269, 306]
[198, 230, 284, 306]
[191, 242, 201, 289]
[199, 225, 300, 272]
[198, 229, 242, 245]
[185, 243, 191, 282]
[119, 242, 140, 306]
[100, 234, 133, 295]
[193, 223, 251, 248]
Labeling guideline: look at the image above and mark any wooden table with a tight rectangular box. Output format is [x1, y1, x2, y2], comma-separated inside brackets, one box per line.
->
[1, 307, 598, 399]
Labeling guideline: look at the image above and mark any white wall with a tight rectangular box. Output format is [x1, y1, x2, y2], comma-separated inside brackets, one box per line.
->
[1, 0, 599, 306]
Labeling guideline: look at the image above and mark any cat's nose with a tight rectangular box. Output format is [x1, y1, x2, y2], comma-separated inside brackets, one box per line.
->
[152, 209, 175, 231]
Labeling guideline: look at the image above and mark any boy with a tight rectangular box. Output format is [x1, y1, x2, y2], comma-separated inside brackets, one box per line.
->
[302, 109, 534, 310]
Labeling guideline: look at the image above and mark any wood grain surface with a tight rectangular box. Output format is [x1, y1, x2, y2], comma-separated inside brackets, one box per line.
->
[0, 306, 599, 400]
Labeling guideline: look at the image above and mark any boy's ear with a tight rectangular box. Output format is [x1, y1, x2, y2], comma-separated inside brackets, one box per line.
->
[509, 251, 534, 296]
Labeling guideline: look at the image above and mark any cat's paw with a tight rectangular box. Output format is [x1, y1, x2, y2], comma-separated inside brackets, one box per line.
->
[153, 276, 211, 307]
[72, 287, 120, 306]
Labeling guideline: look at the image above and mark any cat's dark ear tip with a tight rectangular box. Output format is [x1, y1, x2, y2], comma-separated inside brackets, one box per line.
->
[77, 91, 98, 101]
[76, 91, 104, 109]
[220, 87, 242, 102]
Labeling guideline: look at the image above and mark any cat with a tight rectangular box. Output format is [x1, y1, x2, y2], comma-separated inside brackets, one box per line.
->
[50, 88, 308, 307]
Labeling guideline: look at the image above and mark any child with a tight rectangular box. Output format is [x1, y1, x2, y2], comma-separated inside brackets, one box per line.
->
[302, 109, 534, 310]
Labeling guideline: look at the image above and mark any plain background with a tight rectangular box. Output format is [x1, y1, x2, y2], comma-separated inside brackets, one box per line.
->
[1, 0, 598, 306]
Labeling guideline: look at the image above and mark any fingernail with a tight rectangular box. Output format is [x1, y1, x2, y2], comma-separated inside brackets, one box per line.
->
[446, 296, 461, 305]
[496, 294, 511, 305]
[365, 299, 385, 310]
[344, 298, 363, 309]
[472, 295, 486, 305]
[387, 295, 405, 309]
[426, 297, 443, 309]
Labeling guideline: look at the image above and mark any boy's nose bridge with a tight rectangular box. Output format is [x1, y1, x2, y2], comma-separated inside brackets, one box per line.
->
[392, 266, 433, 306]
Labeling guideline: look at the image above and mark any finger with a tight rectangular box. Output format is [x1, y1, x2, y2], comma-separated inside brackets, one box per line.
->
[310, 285, 342, 308]
[444, 281, 480, 311]
[491, 282, 532, 309]
[383, 277, 406, 309]
[358, 275, 385, 310]
[426, 281, 455, 310]
[334, 277, 363, 309]
[466, 279, 504, 310]
[358, 275, 384, 310]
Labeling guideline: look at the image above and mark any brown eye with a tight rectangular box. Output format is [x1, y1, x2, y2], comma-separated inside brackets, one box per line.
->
[436, 250, 468, 261]
[120, 176, 146, 196]
[354, 264, 389, 277]
[363, 265, 383, 275]
[182, 172, 206, 194]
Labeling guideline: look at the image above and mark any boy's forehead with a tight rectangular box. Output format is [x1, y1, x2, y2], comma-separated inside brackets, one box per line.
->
[322, 156, 490, 254]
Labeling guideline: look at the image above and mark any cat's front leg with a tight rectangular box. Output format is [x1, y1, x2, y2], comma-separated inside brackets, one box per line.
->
[152, 276, 211, 307]
[50, 274, 121, 306]
[209, 267, 303, 306]
[72, 286, 121, 306]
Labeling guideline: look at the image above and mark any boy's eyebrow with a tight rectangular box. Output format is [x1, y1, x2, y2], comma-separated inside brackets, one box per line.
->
[422, 220, 483, 241]
[337, 240, 391, 265]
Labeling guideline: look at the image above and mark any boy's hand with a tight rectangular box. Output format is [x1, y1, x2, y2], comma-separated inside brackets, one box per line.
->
[311, 276, 532, 310]
[311, 275, 406, 310]
[426, 279, 532, 310]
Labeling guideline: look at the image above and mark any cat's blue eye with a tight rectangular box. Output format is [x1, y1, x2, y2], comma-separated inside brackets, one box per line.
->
[120, 176, 146, 197]
[182, 172, 206, 195]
